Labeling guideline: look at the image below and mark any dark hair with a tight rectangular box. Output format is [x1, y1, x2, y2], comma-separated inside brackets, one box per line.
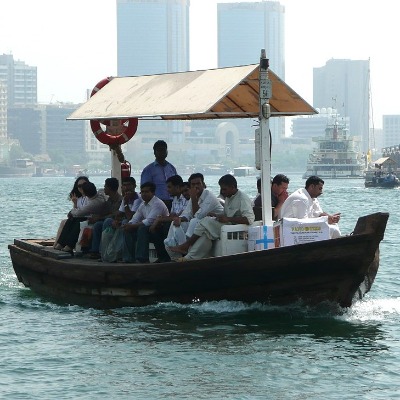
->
[122, 176, 136, 186]
[218, 174, 237, 188]
[70, 175, 89, 198]
[140, 181, 156, 193]
[305, 175, 324, 188]
[188, 172, 204, 184]
[81, 182, 97, 197]
[105, 177, 119, 192]
[182, 181, 189, 188]
[272, 174, 290, 186]
[256, 177, 261, 190]
[153, 140, 167, 150]
[166, 174, 184, 186]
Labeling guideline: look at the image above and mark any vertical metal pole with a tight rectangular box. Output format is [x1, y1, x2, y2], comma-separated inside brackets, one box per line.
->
[259, 49, 273, 226]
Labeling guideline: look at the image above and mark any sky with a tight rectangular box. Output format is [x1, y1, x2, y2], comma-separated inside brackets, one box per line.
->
[1, 0, 399, 128]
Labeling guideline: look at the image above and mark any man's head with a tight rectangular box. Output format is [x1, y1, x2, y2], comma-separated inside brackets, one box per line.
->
[153, 140, 168, 163]
[104, 177, 119, 195]
[305, 175, 324, 198]
[140, 181, 156, 203]
[182, 181, 190, 200]
[122, 177, 137, 196]
[271, 174, 289, 197]
[256, 177, 261, 193]
[218, 174, 238, 198]
[188, 173, 206, 196]
[166, 174, 184, 197]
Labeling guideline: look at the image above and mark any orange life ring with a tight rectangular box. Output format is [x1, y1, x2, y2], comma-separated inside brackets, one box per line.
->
[90, 77, 138, 145]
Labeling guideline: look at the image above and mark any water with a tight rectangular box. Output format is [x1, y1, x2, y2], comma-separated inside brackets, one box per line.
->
[1, 175, 400, 399]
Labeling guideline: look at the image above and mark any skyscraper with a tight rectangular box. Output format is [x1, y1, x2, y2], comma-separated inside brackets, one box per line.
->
[0, 54, 37, 108]
[116, 0, 190, 158]
[217, 1, 285, 144]
[117, 0, 189, 77]
[313, 59, 370, 152]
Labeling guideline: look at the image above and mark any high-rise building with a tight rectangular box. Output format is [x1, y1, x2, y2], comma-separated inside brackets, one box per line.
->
[0, 54, 37, 108]
[0, 81, 6, 138]
[117, 0, 189, 77]
[217, 1, 285, 146]
[313, 59, 370, 152]
[116, 0, 190, 157]
[382, 115, 400, 149]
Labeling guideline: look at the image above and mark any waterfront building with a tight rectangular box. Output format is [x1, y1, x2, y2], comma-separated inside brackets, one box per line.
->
[313, 58, 370, 152]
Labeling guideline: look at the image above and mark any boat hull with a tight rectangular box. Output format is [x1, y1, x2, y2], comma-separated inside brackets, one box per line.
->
[8, 213, 388, 309]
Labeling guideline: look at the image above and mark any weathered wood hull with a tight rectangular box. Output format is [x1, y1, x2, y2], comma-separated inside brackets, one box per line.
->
[8, 213, 388, 309]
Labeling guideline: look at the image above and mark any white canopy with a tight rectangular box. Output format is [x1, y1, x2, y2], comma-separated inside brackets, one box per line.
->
[68, 64, 316, 121]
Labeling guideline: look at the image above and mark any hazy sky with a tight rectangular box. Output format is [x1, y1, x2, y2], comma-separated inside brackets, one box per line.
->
[1, 0, 398, 128]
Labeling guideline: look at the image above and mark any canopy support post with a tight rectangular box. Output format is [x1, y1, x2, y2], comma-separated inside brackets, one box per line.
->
[259, 49, 273, 226]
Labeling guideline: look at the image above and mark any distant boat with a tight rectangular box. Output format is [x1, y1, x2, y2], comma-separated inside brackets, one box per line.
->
[365, 157, 400, 188]
[0, 158, 35, 178]
[233, 166, 256, 177]
[303, 119, 365, 179]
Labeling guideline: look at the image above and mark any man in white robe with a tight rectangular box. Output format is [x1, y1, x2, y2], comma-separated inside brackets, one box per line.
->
[164, 173, 224, 260]
[170, 174, 255, 260]
[279, 175, 341, 238]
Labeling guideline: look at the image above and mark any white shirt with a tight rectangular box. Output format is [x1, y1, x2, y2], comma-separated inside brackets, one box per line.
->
[118, 195, 142, 213]
[279, 188, 323, 219]
[171, 194, 188, 215]
[129, 195, 169, 226]
[180, 189, 224, 221]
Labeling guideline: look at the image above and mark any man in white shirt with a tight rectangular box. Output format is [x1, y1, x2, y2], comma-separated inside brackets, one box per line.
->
[279, 175, 341, 238]
[121, 182, 169, 263]
[164, 173, 224, 260]
[170, 174, 255, 260]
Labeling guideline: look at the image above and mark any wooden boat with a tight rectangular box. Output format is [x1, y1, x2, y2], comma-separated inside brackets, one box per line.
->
[8, 51, 389, 309]
[365, 157, 400, 188]
[8, 212, 388, 308]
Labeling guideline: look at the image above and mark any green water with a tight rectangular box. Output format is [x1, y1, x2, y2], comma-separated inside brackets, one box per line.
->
[1, 175, 399, 399]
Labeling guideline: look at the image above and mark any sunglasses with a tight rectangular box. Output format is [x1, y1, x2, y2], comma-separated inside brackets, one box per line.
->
[77, 183, 85, 188]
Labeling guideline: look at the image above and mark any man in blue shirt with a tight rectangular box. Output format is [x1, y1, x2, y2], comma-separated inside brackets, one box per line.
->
[140, 140, 177, 211]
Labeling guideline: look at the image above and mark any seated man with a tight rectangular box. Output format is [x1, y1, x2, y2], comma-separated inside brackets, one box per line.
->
[121, 181, 169, 263]
[164, 172, 224, 260]
[253, 174, 289, 221]
[279, 175, 341, 239]
[170, 174, 255, 260]
[86, 177, 123, 258]
[150, 175, 189, 261]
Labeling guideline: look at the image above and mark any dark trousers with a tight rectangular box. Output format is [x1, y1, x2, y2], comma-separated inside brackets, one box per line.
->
[122, 225, 171, 263]
[57, 217, 87, 248]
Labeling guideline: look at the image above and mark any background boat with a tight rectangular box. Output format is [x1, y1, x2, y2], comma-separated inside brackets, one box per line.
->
[303, 118, 365, 179]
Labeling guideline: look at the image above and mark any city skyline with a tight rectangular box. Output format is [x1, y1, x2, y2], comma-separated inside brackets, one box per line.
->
[1, 0, 398, 129]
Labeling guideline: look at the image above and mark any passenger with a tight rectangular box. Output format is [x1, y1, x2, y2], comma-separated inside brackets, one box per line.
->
[85, 177, 123, 258]
[97, 177, 142, 262]
[253, 174, 290, 221]
[140, 140, 177, 211]
[169, 174, 255, 260]
[121, 182, 169, 263]
[279, 175, 341, 239]
[54, 182, 108, 252]
[53, 175, 89, 249]
[181, 181, 191, 201]
[150, 175, 189, 262]
[164, 172, 224, 260]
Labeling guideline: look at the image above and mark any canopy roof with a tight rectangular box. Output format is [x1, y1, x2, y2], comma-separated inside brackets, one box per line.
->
[68, 64, 316, 121]
[374, 157, 397, 167]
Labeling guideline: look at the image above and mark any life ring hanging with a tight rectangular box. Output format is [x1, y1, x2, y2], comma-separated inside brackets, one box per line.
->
[89, 77, 138, 146]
